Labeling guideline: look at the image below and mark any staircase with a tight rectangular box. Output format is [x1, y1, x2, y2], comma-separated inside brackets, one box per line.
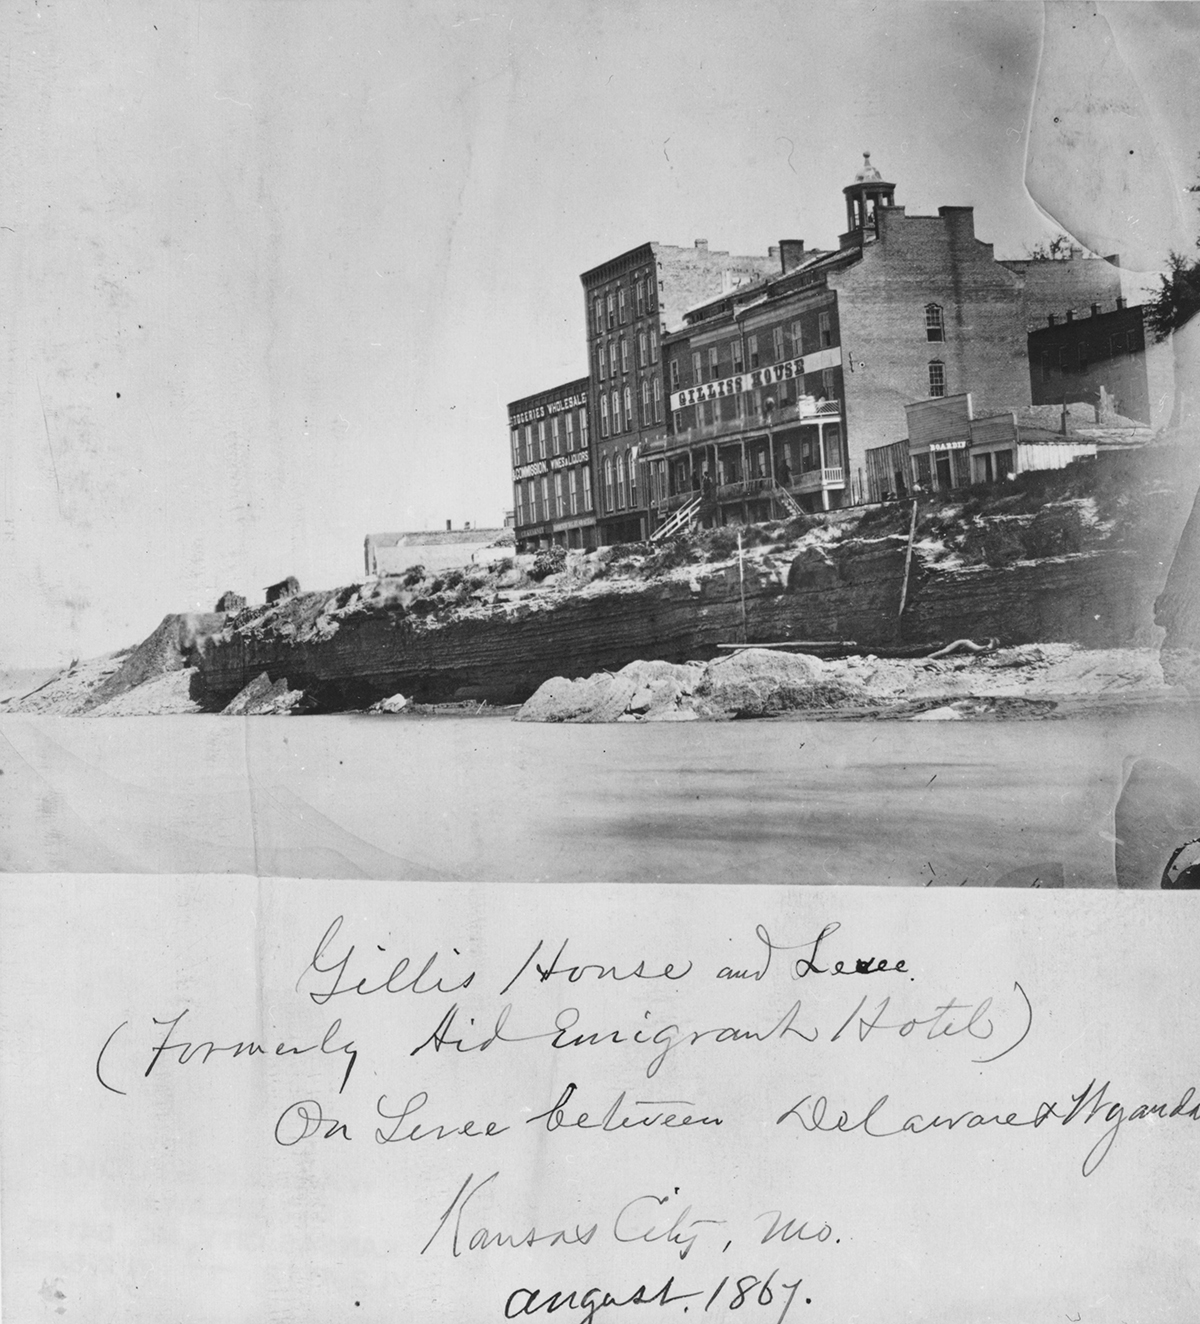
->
[650, 496, 702, 542]
[771, 482, 804, 518]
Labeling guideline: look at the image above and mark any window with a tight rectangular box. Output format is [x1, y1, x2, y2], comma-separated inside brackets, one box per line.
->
[606, 293, 615, 329]
[618, 288, 628, 323]
[609, 342, 618, 377]
[641, 378, 651, 426]
[624, 385, 633, 430]
[597, 344, 606, 380]
[650, 329, 659, 363]
[621, 339, 630, 374]
[791, 320, 803, 357]
[647, 278, 657, 312]
[653, 377, 663, 423]
[594, 298, 604, 335]
[515, 482, 524, 524]
[925, 303, 944, 342]
[554, 472, 565, 518]
[928, 360, 946, 397]
[526, 479, 536, 521]
[582, 463, 593, 510]
[540, 476, 550, 518]
[1058, 346, 1071, 372]
[673, 408, 684, 434]
[689, 351, 699, 384]
[822, 367, 835, 399]
[538, 420, 547, 458]
[669, 359, 680, 390]
[748, 389, 761, 418]
[748, 334, 759, 369]
[524, 425, 533, 463]
[579, 408, 588, 446]
[565, 411, 574, 450]
[703, 400, 715, 426]
[600, 395, 610, 437]
[708, 346, 720, 380]
[638, 332, 647, 368]
[604, 456, 615, 511]
[511, 429, 520, 465]
[731, 339, 744, 373]
[819, 311, 832, 347]
[568, 467, 578, 515]
[773, 326, 785, 362]
[616, 452, 627, 508]
[551, 416, 560, 454]
[636, 280, 646, 316]
[612, 389, 622, 433]
[628, 449, 638, 505]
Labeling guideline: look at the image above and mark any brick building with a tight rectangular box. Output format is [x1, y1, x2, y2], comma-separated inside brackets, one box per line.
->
[1028, 299, 1151, 423]
[654, 155, 1120, 523]
[580, 240, 778, 543]
[507, 377, 594, 551]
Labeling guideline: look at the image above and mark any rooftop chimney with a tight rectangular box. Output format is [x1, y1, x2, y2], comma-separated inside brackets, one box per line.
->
[694, 238, 708, 251]
[779, 239, 806, 273]
[768, 245, 780, 259]
[1090, 303, 1100, 317]
[1065, 309, 1074, 322]
[1117, 296, 1126, 310]
[1048, 313, 1056, 326]
[446, 519, 452, 531]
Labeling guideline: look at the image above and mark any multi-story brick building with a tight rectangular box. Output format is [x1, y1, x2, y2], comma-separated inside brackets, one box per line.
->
[657, 155, 1102, 522]
[507, 377, 594, 551]
[580, 240, 778, 543]
[1028, 299, 1151, 423]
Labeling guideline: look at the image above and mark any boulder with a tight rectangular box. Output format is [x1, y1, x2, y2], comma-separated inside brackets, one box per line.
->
[516, 659, 703, 723]
[369, 692, 409, 713]
[221, 671, 305, 715]
[695, 648, 839, 719]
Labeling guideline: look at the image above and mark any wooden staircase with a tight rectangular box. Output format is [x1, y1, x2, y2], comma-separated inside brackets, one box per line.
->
[650, 496, 702, 542]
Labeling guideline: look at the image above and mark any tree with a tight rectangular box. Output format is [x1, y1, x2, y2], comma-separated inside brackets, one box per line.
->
[1023, 232, 1076, 261]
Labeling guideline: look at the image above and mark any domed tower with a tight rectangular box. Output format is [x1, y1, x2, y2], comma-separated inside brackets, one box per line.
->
[842, 152, 896, 243]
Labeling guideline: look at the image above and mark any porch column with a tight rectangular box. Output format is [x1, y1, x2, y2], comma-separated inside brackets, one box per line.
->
[817, 422, 830, 511]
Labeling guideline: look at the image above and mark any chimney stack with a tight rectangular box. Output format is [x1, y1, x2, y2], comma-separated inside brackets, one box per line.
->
[446, 519, 452, 531]
[1048, 314, 1056, 327]
[1090, 303, 1100, 317]
[1117, 296, 1126, 310]
[1065, 309, 1074, 322]
[779, 239, 806, 273]
[694, 238, 708, 252]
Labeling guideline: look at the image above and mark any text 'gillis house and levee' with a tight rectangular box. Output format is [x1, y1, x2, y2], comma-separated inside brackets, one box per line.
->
[508, 155, 1164, 551]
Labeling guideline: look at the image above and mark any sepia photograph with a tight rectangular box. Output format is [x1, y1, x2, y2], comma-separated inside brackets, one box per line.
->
[2, 1, 1200, 1320]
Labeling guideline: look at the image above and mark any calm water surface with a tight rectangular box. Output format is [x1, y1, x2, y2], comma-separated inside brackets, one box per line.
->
[2, 708, 1198, 885]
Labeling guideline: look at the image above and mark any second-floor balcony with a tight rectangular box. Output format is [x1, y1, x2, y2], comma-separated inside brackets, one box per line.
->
[656, 467, 845, 514]
[665, 398, 842, 453]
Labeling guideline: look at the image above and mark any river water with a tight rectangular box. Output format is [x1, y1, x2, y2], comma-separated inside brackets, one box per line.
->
[1, 707, 1197, 886]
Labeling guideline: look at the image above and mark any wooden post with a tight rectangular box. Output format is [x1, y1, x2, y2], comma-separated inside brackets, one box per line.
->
[897, 498, 919, 622]
[737, 529, 748, 644]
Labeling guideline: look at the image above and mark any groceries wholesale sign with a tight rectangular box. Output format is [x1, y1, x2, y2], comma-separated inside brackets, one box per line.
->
[669, 346, 841, 413]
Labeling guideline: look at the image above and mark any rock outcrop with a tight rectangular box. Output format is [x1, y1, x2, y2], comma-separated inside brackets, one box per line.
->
[221, 672, 305, 715]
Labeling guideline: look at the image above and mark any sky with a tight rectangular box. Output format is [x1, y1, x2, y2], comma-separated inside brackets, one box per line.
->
[2, 0, 1199, 667]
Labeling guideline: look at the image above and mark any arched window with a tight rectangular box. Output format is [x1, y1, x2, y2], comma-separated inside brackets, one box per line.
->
[604, 456, 614, 511]
[600, 395, 610, 437]
[616, 452, 627, 508]
[928, 360, 946, 398]
[627, 449, 638, 505]
[925, 303, 944, 342]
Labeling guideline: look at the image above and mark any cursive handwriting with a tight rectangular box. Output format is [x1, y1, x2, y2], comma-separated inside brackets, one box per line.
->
[500, 939, 693, 996]
[141, 1010, 358, 1093]
[718, 923, 907, 982]
[297, 916, 477, 1005]
[776, 1077, 1200, 1175]
[375, 1090, 509, 1143]
[527, 1082, 722, 1133]
[421, 1171, 598, 1257]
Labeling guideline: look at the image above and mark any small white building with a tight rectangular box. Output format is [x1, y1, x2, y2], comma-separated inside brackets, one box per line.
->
[364, 527, 514, 578]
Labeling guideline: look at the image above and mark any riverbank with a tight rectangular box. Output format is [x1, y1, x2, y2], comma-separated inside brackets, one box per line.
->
[4, 440, 1197, 719]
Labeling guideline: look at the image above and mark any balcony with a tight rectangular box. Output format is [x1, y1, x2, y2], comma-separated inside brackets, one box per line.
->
[796, 466, 845, 493]
[665, 398, 842, 453]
